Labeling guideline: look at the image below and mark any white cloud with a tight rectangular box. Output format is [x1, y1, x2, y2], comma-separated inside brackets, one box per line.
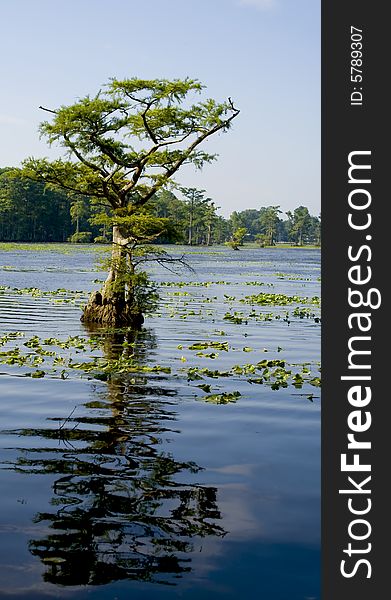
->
[238, 0, 278, 10]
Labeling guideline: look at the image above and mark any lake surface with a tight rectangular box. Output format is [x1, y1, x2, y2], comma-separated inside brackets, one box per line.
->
[0, 245, 320, 600]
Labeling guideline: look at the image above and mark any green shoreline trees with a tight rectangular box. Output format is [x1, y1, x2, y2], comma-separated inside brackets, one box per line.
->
[0, 170, 321, 247]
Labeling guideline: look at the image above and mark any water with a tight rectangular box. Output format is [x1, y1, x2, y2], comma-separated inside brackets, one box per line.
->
[0, 245, 320, 599]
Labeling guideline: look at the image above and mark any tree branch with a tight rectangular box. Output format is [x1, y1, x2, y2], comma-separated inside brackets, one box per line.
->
[38, 105, 57, 114]
[85, 133, 135, 169]
[135, 252, 195, 275]
[136, 107, 240, 205]
[63, 133, 108, 178]
[141, 101, 159, 144]
[118, 130, 198, 198]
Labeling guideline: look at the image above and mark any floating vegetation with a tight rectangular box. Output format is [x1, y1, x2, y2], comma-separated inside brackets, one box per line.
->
[159, 280, 272, 288]
[189, 341, 229, 351]
[203, 391, 241, 404]
[293, 307, 321, 322]
[30, 370, 46, 378]
[0, 338, 172, 379]
[197, 383, 212, 393]
[0, 318, 321, 397]
[240, 293, 321, 306]
[0, 242, 108, 253]
[184, 359, 321, 392]
[274, 272, 311, 281]
[0, 285, 86, 302]
[187, 367, 231, 380]
[223, 310, 287, 324]
[0, 331, 25, 347]
[195, 352, 219, 359]
[0, 245, 321, 405]
[160, 280, 230, 288]
[168, 291, 190, 296]
[223, 311, 246, 325]
[244, 281, 273, 287]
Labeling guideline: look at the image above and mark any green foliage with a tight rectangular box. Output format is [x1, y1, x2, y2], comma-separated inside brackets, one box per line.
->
[177, 187, 218, 245]
[93, 235, 110, 244]
[228, 206, 320, 245]
[255, 233, 268, 247]
[129, 271, 159, 315]
[226, 227, 247, 250]
[285, 206, 319, 246]
[93, 209, 174, 245]
[98, 251, 159, 314]
[229, 209, 262, 238]
[1, 165, 321, 247]
[0, 168, 73, 242]
[21, 78, 239, 211]
[234, 227, 247, 243]
[68, 231, 92, 243]
[258, 206, 282, 245]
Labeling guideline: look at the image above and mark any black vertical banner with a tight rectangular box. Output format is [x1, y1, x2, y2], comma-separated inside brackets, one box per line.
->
[322, 1, 389, 599]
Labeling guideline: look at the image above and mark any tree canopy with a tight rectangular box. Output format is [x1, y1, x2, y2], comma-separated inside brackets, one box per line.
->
[22, 78, 239, 214]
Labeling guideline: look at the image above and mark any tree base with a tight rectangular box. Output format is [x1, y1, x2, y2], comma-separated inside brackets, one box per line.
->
[81, 291, 144, 329]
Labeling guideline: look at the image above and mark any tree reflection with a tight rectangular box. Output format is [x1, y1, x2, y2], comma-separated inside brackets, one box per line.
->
[9, 327, 226, 585]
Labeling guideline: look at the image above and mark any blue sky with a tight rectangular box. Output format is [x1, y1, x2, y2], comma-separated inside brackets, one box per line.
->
[0, 0, 320, 217]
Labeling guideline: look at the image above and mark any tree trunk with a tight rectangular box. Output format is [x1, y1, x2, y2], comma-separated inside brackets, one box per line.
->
[206, 223, 211, 246]
[188, 196, 194, 245]
[188, 212, 193, 245]
[81, 225, 144, 328]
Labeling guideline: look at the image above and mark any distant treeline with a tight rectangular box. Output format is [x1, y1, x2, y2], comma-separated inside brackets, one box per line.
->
[0, 167, 320, 246]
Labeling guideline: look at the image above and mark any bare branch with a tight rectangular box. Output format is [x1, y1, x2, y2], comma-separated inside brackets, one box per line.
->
[39, 105, 57, 114]
[134, 252, 195, 274]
